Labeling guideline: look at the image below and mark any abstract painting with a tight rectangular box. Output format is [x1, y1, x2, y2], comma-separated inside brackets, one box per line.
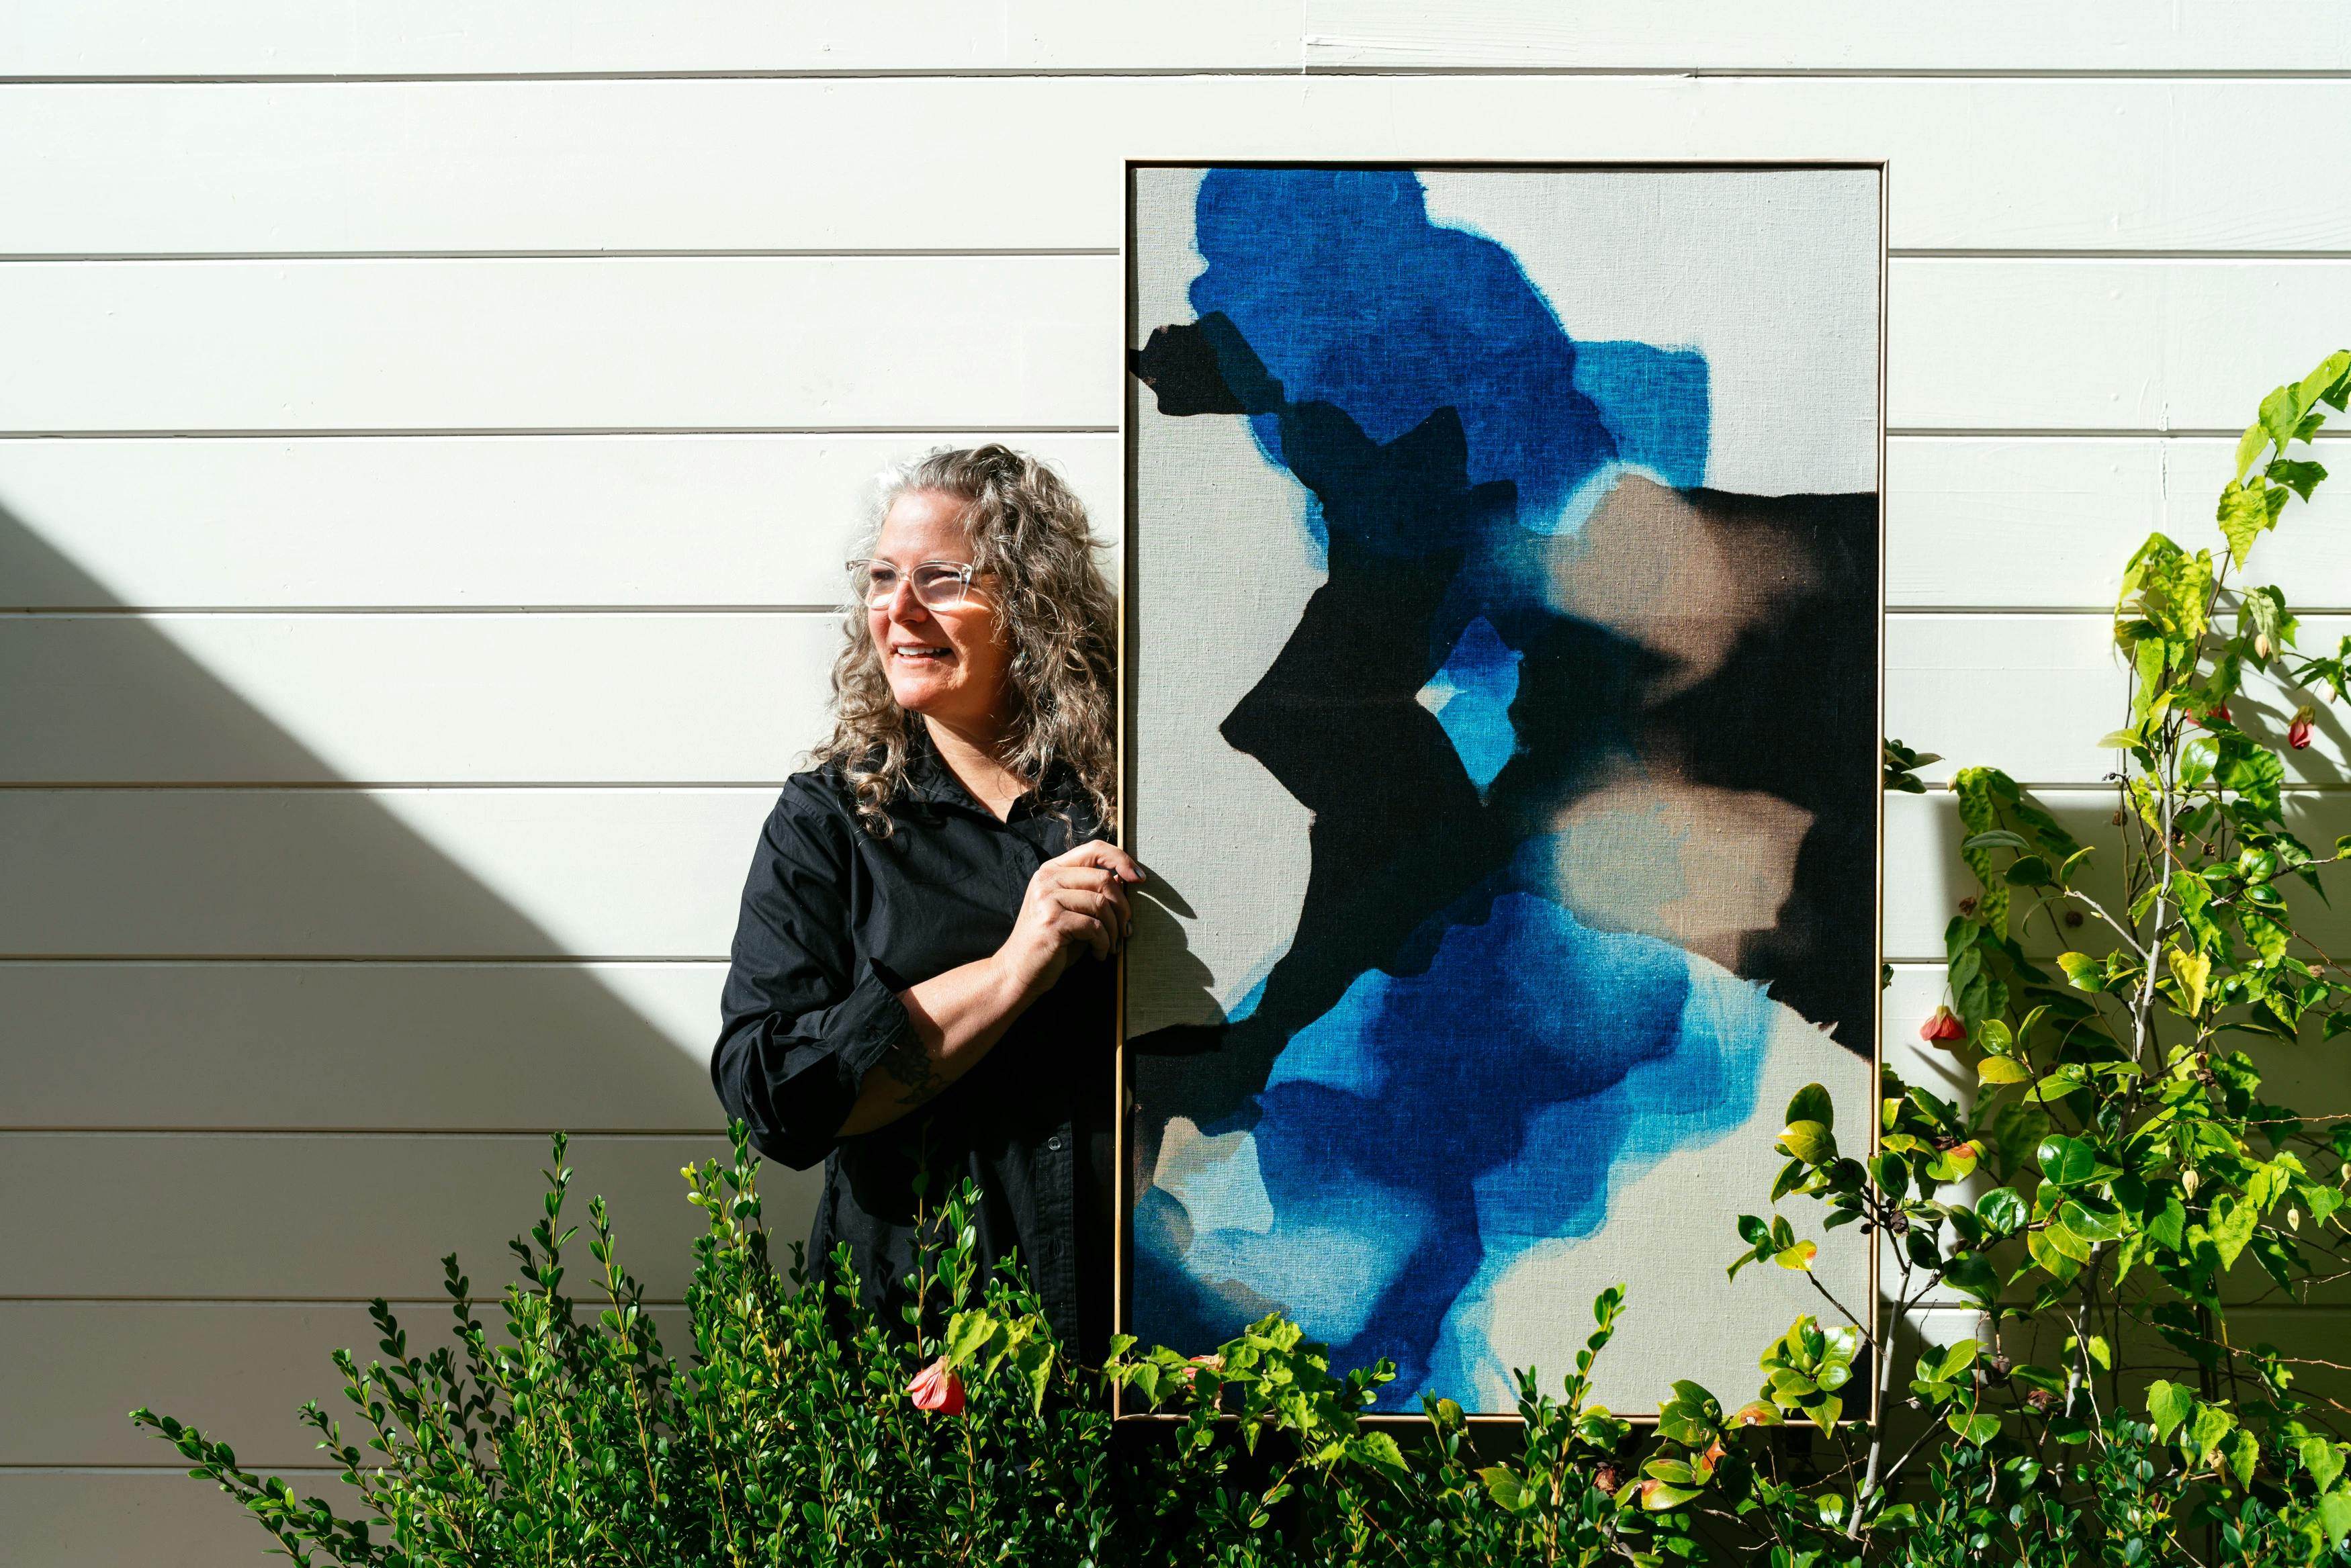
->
[1120, 164, 1881, 1416]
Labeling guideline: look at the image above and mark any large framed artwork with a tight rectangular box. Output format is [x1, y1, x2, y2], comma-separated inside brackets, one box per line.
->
[1118, 163, 1884, 1419]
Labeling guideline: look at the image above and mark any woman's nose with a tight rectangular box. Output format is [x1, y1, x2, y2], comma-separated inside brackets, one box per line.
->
[883, 575, 928, 620]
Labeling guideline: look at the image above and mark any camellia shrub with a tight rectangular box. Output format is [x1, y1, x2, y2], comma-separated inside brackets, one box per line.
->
[141, 356, 2351, 1567]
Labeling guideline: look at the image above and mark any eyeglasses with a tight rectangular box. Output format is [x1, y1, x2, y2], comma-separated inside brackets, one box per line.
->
[848, 558, 977, 611]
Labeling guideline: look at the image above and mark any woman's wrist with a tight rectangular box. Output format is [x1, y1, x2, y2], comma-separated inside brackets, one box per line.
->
[987, 944, 1043, 1012]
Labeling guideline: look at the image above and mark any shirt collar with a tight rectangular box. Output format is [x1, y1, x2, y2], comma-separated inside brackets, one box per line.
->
[899, 720, 1091, 824]
[899, 721, 980, 811]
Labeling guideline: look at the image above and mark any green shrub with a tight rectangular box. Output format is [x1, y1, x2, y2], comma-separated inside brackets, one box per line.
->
[138, 355, 2351, 1566]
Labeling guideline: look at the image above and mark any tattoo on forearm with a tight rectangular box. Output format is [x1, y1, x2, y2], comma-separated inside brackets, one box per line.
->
[879, 1033, 945, 1107]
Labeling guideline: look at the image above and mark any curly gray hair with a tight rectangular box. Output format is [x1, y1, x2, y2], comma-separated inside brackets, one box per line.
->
[811, 445, 1118, 838]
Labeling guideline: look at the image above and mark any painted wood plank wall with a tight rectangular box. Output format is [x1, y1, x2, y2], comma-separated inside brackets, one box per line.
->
[3, 6, 2348, 1558]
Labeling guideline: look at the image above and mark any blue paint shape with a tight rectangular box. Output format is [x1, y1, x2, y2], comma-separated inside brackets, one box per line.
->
[1135, 169, 1768, 1405]
[1425, 959, 1777, 1403]
[1190, 168, 1711, 549]
[1416, 616, 1523, 794]
[1570, 340, 1710, 492]
[1193, 169, 1619, 543]
[1141, 890, 1781, 1399]
[1223, 972, 1271, 1025]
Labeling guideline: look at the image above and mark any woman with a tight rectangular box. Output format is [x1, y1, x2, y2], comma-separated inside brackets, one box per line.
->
[710, 445, 1139, 1360]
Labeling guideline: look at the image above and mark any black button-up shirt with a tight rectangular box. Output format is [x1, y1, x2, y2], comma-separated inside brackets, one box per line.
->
[710, 728, 1117, 1356]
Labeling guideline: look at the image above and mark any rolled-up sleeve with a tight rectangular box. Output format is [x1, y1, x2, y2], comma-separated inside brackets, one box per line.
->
[710, 781, 914, 1169]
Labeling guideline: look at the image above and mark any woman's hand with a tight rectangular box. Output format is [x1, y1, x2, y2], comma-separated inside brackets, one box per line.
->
[995, 839, 1145, 1001]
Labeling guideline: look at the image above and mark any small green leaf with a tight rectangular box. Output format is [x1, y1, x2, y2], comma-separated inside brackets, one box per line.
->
[2146, 1380, 2195, 1440]
[1785, 1082, 1834, 1133]
[940, 1310, 995, 1369]
[2168, 946, 2212, 1014]
[1947, 1412, 2000, 1446]
[2190, 1402, 2241, 1467]
[2207, 1195, 2258, 1270]
[2004, 854, 2051, 886]
[1778, 1120, 1837, 1166]
[2036, 1135, 2111, 1187]
[2031, 1068, 2089, 1103]
[2299, 1434, 2346, 1492]
[1639, 1479, 1703, 1512]
[1478, 1465, 1529, 1514]
[1349, 1430, 1411, 1485]
[2319, 1489, 2351, 1549]
[1976, 1188, 2028, 1234]
[2219, 479, 2275, 567]
[1926, 1141, 1981, 1183]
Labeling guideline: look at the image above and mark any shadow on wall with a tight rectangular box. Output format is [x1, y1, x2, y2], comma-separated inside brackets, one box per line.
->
[0, 494, 771, 1173]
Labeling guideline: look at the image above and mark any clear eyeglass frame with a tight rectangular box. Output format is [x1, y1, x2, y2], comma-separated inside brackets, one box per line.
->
[848, 558, 978, 611]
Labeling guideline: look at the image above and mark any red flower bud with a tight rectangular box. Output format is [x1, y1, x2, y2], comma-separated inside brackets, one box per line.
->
[1179, 1352, 1224, 1389]
[2194, 704, 2231, 728]
[2290, 706, 2315, 751]
[908, 1356, 965, 1416]
[1918, 1005, 1967, 1045]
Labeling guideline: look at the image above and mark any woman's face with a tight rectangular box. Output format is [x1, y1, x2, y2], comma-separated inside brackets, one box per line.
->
[868, 488, 1014, 737]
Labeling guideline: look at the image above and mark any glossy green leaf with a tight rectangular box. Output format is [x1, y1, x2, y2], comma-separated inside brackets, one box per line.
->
[1785, 1082, 1834, 1133]
[1947, 1411, 2000, 1446]
[1976, 1187, 2028, 1234]
[1778, 1120, 1836, 1166]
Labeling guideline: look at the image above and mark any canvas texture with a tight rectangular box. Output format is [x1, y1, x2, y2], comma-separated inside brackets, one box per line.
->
[1124, 165, 1881, 1416]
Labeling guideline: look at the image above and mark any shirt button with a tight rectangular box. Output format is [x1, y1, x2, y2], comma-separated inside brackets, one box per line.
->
[1046, 1135, 1065, 1153]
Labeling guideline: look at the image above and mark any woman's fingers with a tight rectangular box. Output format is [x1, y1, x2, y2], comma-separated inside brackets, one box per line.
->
[1038, 866, 1130, 939]
[1045, 889, 1121, 957]
[1044, 866, 1131, 925]
[1051, 837, 1145, 886]
[1047, 908, 1112, 960]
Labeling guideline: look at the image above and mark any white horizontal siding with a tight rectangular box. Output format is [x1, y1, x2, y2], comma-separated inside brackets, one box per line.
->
[5, 79, 2348, 256]
[0, 788, 770, 958]
[4, 1, 2343, 77]
[3, 9, 2345, 1564]
[2, 432, 2338, 612]
[0, 1, 1304, 79]
[0, 962, 725, 1130]
[0, 1472, 350, 1568]
[0, 257, 2336, 435]
[0, 1132, 799, 1299]
[10, 784, 2348, 969]
[2, 613, 838, 783]
[0, 255, 1120, 434]
[19, 607, 2351, 788]
[0, 433, 1121, 609]
[1297, 2, 2351, 73]
[1887, 437, 2351, 609]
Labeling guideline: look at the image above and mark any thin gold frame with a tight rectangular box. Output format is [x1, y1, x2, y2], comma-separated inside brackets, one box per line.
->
[1112, 158, 1891, 1427]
